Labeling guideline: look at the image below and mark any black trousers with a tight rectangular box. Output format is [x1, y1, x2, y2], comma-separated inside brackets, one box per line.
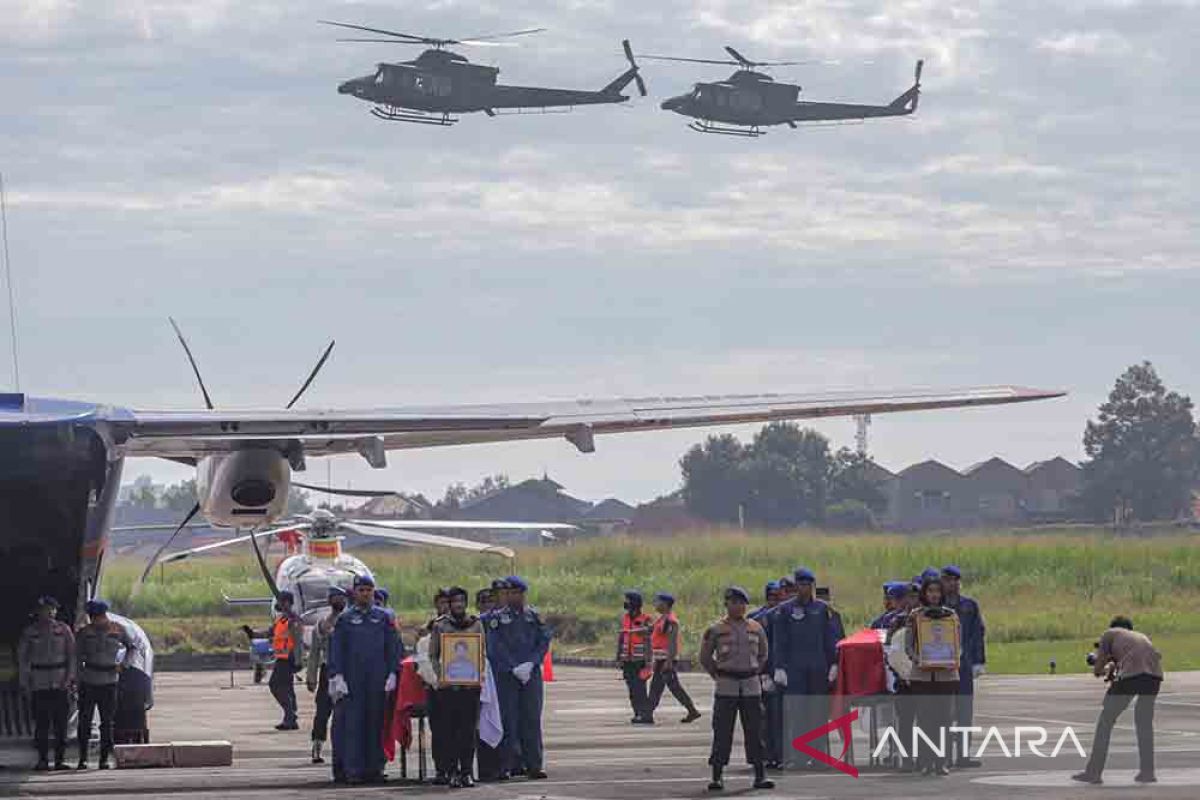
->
[32, 689, 69, 764]
[434, 687, 482, 776]
[763, 690, 783, 764]
[621, 662, 650, 719]
[78, 683, 118, 763]
[709, 694, 764, 768]
[477, 739, 502, 780]
[1085, 674, 1160, 778]
[910, 681, 956, 770]
[647, 661, 697, 717]
[312, 664, 333, 742]
[269, 658, 298, 724]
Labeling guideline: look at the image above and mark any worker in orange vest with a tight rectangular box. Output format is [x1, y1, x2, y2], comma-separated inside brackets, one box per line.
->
[244, 590, 304, 731]
[616, 590, 654, 724]
[646, 592, 701, 724]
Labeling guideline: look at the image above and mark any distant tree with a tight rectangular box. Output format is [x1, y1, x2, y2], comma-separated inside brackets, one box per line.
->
[680, 434, 748, 524]
[126, 476, 161, 509]
[467, 474, 509, 501]
[829, 448, 889, 513]
[161, 479, 198, 511]
[287, 486, 312, 515]
[435, 474, 510, 517]
[1081, 362, 1199, 522]
[824, 499, 878, 531]
[742, 424, 832, 527]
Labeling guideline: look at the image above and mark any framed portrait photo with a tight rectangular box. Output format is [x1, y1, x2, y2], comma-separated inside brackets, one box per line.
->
[440, 631, 485, 687]
[915, 615, 960, 671]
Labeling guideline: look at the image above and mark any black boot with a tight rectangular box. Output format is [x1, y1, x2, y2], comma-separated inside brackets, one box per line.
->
[753, 763, 775, 789]
[707, 766, 724, 791]
[682, 708, 702, 724]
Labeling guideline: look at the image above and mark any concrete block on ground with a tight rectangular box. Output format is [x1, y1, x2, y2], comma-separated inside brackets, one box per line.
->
[169, 740, 234, 768]
[114, 743, 174, 769]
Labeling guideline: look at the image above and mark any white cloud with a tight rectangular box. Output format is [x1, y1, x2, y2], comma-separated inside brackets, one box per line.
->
[1036, 30, 1133, 56]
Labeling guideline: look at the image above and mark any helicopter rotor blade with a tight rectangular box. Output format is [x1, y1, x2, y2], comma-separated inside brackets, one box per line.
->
[457, 27, 546, 43]
[292, 481, 399, 498]
[135, 502, 201, 593]
[622, 40, 647, 97]
[724, 45, 753, 67]
[638, 54, 739, 65]
[915, 59, 924, 82]
[319, 20, 432, 43]
[285, 339, 335, 410]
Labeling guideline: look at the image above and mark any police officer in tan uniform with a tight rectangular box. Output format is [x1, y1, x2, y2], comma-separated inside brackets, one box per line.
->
[18, 596, 76, 771]
[75, 599, 136, 770]
[699, 586, 774, 792]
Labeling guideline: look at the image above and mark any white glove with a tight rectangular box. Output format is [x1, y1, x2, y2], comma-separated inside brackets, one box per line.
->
[772, 668, 788, 688]
[827, 664, 839, 684]
[328, 674, 349, 703]
[513, 661, 535, 684]
[760, 675, 776, 694]
[385, 672, 397, 693]
[972, 664, 986, 679]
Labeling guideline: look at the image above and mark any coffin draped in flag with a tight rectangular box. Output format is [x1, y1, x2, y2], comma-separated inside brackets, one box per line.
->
[831, 628, 888, 718]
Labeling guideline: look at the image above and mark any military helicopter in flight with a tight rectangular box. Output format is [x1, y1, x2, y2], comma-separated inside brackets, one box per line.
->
[324, 21, 646, 126]
[641, 46, 923, 137]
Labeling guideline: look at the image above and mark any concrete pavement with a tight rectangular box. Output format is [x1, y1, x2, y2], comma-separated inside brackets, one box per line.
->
[2, 667, 1198, 798]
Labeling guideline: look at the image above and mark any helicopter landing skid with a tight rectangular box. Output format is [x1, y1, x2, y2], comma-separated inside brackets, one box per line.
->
[370, 106, 458, 126]
[688, 120, 764, 138]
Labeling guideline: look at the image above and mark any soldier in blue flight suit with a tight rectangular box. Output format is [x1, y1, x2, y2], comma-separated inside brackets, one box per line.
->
[486, 575, 552, 781]
[328, 574, 401, 785]
[941, 565, 986, 768]
[769, 567, 839, 769]
[750, 581, 784, 769]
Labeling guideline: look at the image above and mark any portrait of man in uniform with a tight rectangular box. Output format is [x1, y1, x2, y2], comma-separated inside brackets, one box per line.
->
[441, 632, 483, 687]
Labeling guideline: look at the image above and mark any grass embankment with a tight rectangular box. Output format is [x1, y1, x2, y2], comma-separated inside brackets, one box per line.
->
[105, 528, 1200, 673]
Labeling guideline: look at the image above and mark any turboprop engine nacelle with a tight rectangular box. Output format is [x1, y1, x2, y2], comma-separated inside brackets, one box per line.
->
[197, 448, 291, 528]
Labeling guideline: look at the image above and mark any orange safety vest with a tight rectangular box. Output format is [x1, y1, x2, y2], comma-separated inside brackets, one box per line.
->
[620, 612, 652, 661]
[272, 616, 296, 660]
[650, 613, 678, 661]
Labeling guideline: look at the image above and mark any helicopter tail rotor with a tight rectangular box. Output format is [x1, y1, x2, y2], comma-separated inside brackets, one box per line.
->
[603, 39, 646, 98]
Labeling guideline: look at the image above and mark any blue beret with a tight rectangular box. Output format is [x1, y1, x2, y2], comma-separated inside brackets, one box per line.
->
[941, 565, 962, 579]
[85, 599, 109, 616]
[374, 588, 390, 603]
[794, 567, 816, 583]
[920, 567, 940, 582]
[653, 592, 675, 605]
[353, 574, 376, 588]
[490, 578, 511, 591]
[764, 580, 781, 594]
[624, 590, 643, 603]
[506, 576, 529, 592]
[884, 582, 908, 600]
[724, 586, 750, 603]
[327, 586, 348, 599]
[778, 575, 796, 587]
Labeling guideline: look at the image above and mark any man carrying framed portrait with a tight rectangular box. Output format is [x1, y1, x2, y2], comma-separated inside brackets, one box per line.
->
[430, 586, 486, 788]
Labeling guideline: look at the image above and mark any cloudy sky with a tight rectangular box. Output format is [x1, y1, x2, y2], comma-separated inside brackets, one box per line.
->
[1, 0, 1196, 503]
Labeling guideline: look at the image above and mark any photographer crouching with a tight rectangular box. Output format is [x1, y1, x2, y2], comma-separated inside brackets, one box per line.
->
[1072, 616, 1163, 786]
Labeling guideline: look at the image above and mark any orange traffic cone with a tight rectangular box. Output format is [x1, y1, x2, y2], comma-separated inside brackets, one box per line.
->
[542, 647, 555, 682]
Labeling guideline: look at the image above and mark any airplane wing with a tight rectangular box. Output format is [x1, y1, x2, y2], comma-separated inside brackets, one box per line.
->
[109, 385, 1063, 460]
[342, 522, 517, 559]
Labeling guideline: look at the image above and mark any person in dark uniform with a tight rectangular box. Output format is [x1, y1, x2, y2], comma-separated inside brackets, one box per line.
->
[475, 582, 506, 782]
[869, 582, 905, 629]
[887, 580, 920, 772]
[616, 590, 654, 724]
[328, 574, 401, 785]
[769, 567, 838, 769]
[700, 586, 773, 792]
[749, 582, 782, 769]
[430, 587, 485, 788]
[486, 575, 552, 780]
[307, 586, 348, 766]
[423, 587, 454, 784]
[74, 599, 136, 770]
[646, 592, 701, 724]
[941, 565, 985, 767]
[18, 596, 75, 771]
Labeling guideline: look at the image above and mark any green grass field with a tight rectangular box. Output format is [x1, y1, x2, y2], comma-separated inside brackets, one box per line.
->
[106, 527, 1200, 673]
